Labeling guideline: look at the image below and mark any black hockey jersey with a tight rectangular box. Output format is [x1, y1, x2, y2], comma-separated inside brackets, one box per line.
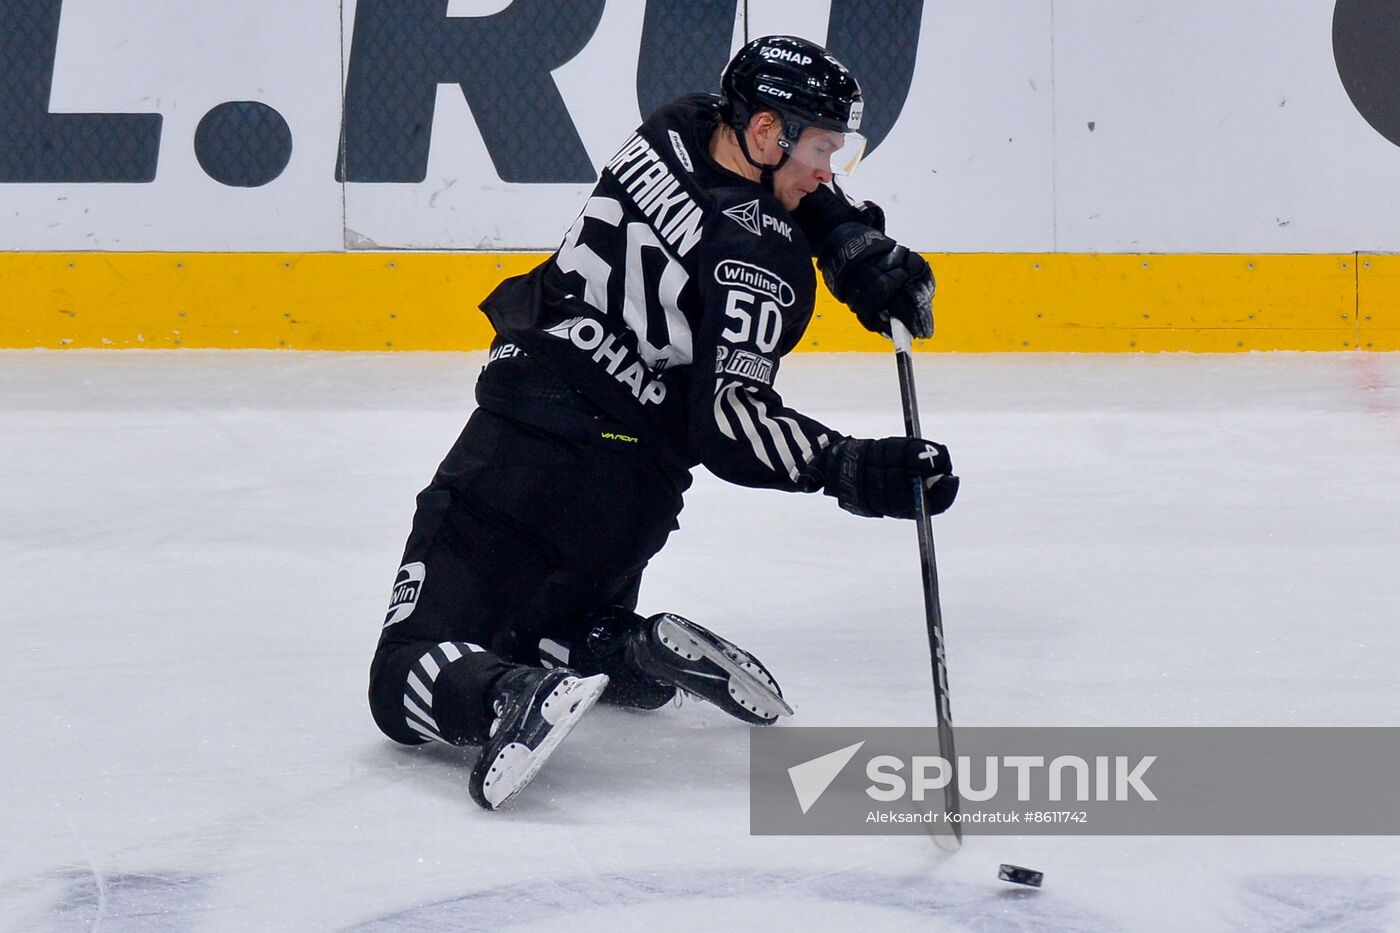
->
[480, 94, 851, 493]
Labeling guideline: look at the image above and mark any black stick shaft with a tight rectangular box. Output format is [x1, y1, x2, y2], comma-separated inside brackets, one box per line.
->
[890, 319, 962, 849]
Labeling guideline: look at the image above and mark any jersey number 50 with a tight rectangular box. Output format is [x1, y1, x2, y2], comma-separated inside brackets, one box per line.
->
[721, 289, 783, 354]
[555, 196, 693, 369]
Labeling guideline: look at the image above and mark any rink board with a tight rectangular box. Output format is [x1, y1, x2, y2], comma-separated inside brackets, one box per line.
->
[2, 251, 1394, 352]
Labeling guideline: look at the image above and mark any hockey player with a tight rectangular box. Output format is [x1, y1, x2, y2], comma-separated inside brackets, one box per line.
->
[368, 36, 959, 810]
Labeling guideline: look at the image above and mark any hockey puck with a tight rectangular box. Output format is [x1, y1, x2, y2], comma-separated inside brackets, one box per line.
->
[997, 864, 1044, 888]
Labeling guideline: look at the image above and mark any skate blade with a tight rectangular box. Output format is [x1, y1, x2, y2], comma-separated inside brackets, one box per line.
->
[656, 617, 794, 719]
[482, 673, 609, 810]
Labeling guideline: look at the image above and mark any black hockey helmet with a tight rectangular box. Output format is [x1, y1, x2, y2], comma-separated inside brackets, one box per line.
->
[720, 35, 866, 175]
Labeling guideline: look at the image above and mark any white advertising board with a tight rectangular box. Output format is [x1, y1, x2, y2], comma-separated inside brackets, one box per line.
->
[1, 0, 1397, 253]
[1, 0, 345, 251]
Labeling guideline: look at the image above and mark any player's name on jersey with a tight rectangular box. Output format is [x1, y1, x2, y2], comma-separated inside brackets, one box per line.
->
[603, 134, 704, 258]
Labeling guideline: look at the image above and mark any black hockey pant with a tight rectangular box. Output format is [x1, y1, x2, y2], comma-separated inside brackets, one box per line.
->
[368, 408, 688, 747]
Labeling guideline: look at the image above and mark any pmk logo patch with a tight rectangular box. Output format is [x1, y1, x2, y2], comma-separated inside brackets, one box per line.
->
[722, 199, 763, 236]
[383, 561, 426, 628]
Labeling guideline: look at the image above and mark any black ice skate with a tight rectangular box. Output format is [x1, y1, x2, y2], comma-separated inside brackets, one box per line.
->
[469, 667, 609, 811]
[626, 613, 793, 725]
[557, 608, 678, 711]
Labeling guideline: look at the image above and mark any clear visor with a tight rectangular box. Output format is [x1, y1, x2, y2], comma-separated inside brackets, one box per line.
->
[782, 127, 867, 176]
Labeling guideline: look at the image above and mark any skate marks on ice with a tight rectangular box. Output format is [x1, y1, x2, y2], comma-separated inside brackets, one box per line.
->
[1238, 874, 1399, 932]
[7, 867, 1397, 932]
[348, 868, 1115, 932]
[7, 868, 213, 932]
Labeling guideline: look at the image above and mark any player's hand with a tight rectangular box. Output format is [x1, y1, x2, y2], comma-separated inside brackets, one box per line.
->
[851, 198, 886, 233]
[819, 223, 935, 340]
[823, 436, 959, 519]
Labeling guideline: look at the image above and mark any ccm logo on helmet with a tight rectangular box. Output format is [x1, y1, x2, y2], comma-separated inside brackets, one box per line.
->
[760, 47, 813, 66]
[757, 84, 793, 100]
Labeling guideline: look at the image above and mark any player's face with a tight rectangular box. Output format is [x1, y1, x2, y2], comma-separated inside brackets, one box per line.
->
[746, 116, 866, 210]
[772, 128, 845, 211]
[771, 155, 829, 211]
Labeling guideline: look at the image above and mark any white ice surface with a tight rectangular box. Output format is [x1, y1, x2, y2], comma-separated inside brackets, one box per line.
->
[3, 350, 1399, 931]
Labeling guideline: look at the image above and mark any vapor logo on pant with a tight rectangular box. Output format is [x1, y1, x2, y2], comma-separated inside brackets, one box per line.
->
[383, 561, 425, 628]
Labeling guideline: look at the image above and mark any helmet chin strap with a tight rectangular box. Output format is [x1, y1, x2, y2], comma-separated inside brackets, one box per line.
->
[735, 128, 788, 192]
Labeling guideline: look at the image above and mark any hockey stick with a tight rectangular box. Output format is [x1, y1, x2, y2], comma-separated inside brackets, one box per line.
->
[890, 317, 963, 851]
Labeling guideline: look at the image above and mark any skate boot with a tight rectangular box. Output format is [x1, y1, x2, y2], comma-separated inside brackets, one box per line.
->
[469, 667, 608, 811]
[625, 613, 793, 725]
[546, 608, 678, 711]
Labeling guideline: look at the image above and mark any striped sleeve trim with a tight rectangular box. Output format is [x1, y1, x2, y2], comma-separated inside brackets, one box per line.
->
[713, 380, 829, 483]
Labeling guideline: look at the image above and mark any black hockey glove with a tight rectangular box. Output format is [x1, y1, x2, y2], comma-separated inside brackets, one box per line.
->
[822, 436, 959, 520]
[851, 199, 886, 233]
[819, 223, 935, 340]
[791, 183, 885, 245]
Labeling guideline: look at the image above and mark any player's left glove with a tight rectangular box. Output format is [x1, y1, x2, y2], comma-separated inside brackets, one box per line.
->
[819, 223, 935, 341]
[821, 436, 959, 519]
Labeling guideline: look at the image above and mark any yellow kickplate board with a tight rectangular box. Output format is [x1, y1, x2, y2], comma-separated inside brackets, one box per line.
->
[0, 251, 1377, 352]
[1359, 255, 1400, 352]
[2, 252, 530, 351]
[806, 254, 1360, 353]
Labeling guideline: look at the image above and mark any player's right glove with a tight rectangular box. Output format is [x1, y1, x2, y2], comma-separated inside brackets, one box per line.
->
[819, 223, 935, 341]
[821, 436, 959, 519]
